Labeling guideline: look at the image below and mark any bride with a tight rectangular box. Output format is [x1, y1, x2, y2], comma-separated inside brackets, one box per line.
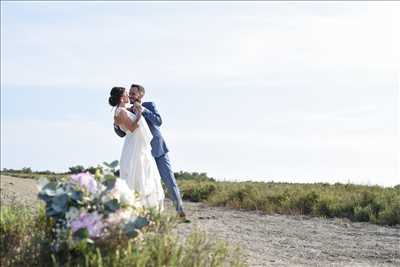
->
[108, 86, 165, 212]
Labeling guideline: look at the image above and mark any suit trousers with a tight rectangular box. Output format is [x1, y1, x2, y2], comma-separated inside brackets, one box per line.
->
[155, 153, 184, 213]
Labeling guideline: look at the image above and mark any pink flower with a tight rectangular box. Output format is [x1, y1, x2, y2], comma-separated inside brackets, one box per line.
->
[71, 172, 98, 194]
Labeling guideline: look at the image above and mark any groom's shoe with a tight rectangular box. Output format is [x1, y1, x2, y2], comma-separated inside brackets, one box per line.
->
[177, 211, 191, 223]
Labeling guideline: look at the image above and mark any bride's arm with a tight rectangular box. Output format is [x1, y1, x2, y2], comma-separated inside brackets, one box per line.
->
[115, 109, 141, 133]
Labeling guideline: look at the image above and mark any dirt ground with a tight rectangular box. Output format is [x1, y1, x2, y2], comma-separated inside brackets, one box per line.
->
[1, 175, 399, 267]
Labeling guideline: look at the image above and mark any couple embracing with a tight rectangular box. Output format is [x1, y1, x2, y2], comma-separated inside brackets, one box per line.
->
[108, 84, 189, 222]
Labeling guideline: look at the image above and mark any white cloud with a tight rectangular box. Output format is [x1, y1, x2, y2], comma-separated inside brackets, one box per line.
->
[2, 2, 399, 89]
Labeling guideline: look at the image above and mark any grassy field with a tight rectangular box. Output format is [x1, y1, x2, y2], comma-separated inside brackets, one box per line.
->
[0, 171, 67, 181]
[178, 179, 400, 226]
[2, 170, 399, 226]
[0, 203, 245, 267]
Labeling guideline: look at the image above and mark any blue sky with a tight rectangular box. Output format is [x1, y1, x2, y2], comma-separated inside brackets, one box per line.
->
[1, 1, 399, 186]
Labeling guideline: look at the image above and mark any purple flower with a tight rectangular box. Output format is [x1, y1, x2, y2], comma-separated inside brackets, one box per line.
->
[71, 211, 104, 238]
[71, 172, 98, 194]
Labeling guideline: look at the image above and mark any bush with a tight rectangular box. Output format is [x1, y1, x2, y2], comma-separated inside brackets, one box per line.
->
[0, 204, 246, 267]
[85, 166, 98, 175]
[68, 165, 85, 174]
[21, 167, 32, 173]
[291, 191, 318, 215]
[376, 194, 400, 226]
[177, 180, 400, 225]
[353, 205, 371, 222]
[0, 204, 53, 267]
[175, 171, 215, 182]
[180, 180, 218, 202]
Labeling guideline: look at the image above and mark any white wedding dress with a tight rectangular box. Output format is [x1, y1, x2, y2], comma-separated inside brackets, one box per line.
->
[115, 106, 165, 212]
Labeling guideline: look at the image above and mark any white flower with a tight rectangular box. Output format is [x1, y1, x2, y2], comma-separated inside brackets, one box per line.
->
[114, 179, 136, 206]
[106, 209, 138, 226]
[101, 194, 112, 204]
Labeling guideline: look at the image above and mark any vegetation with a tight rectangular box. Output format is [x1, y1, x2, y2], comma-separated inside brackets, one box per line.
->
[1, 167, 216, 181]
[1, 171, 66, 180]
[0, 203, 245, 267]
[175, 171, 216, 182]
[2, 167, 399, 226]
[178, 180, 400, 226]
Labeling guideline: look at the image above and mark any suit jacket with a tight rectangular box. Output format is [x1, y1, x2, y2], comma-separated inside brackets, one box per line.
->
[114, 102, 169, 158]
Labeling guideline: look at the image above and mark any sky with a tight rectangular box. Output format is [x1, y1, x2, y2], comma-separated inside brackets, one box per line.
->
[1, 1, 399, 186]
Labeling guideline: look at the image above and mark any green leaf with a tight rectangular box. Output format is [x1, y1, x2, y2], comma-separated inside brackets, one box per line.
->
[104, 199, 120, 212]
[46, 206, 58, 217]
[70, 190, 83, 202]
[123, 217, 149, 237]
[109, 160, 119, 168]
[38, 182, 58, 199]
[122, 223, 138, 237]
[132, 217, 149, 229]
[74, 228, 89, 239]
[103, 177, 116, 190]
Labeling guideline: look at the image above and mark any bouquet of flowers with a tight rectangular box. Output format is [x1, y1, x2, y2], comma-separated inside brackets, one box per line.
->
[37, 162, 150, 251]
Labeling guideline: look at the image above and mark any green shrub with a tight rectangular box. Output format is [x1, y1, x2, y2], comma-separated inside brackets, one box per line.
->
[0, 204, 53, 267]
[178, 180, 399, 225]
[290, 191, 319, 215]
[180, 181, 218, 202]
[175, 171, 215, 182]
[377, 194, 400, 226]
[314, 198, 332, 217]
[1, 171, 66, 181]
[1, 204, 245, 267]
[354, 205, 371, 222]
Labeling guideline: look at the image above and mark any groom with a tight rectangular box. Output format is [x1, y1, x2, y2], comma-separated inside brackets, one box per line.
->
[114, 83, 189, 222]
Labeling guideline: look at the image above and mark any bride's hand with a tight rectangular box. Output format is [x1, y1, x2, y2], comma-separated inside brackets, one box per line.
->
[134, 102, 143, 114]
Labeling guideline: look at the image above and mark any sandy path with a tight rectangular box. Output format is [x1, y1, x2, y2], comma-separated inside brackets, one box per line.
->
[2, 175, 399, 266]
[168, 201, 399, 267]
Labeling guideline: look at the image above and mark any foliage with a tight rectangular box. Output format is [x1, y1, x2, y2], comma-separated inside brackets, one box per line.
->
[1, 171, 66, 181]
[3, 165, 398, 227]
[21, 167, 32, 173]
[0, 204, 245, 267]
[2, 161, 245, 266]
[0, 204, 53, 267]
[178, 180, 400, 226]
[175, 171, 216, 182]
[180, 181, 217, 202]
[69, 165, 86, 174]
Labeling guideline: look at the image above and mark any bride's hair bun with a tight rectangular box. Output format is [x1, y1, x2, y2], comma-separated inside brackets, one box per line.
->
[108, 96, 119, 106]
[108, 87, 125, 107]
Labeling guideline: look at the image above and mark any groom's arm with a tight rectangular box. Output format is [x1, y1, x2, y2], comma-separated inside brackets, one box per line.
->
[114, 124, 126, 138]
[142, 102, 162, 126]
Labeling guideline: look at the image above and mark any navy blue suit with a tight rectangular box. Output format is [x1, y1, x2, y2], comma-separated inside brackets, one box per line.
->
[114, 102, 184, 213]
